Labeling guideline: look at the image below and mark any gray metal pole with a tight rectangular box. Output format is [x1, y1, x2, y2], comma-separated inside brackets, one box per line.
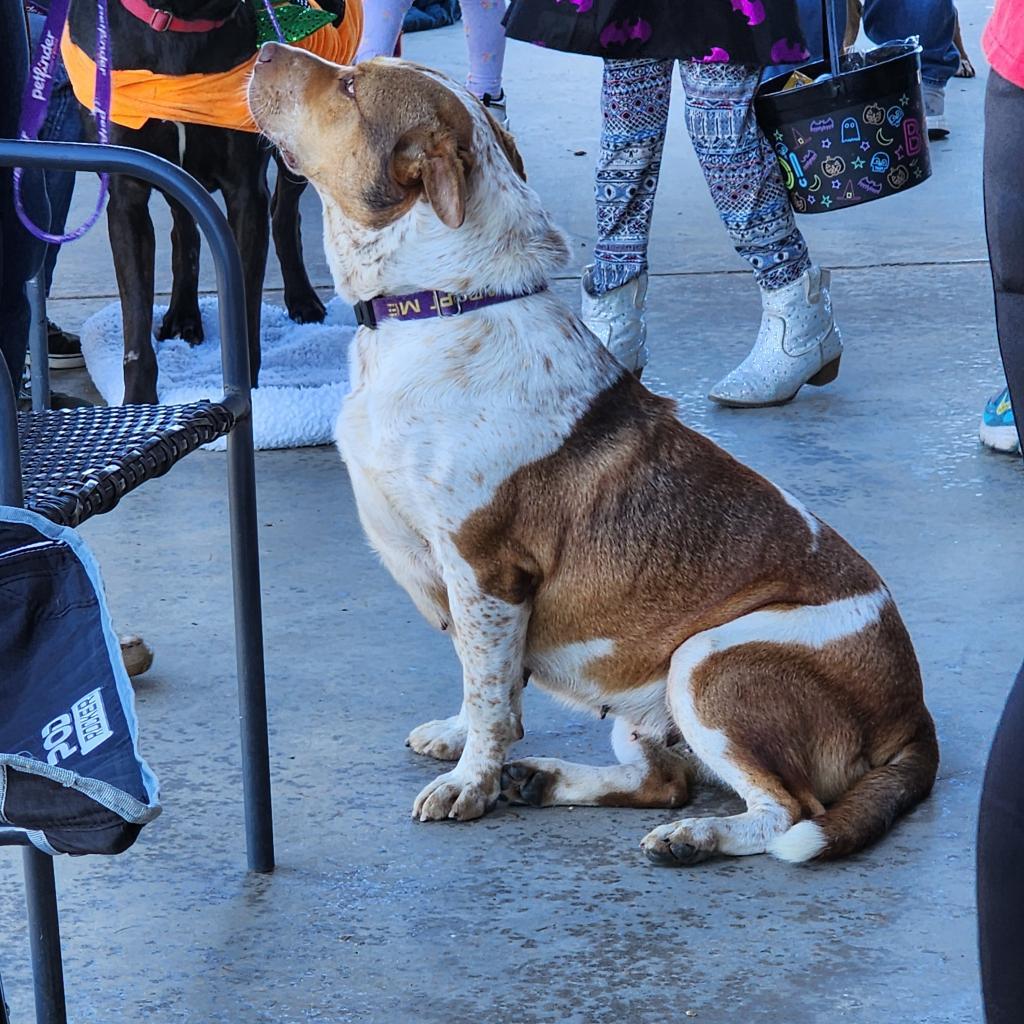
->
[227, 418, 275, 872]
[1, 965, 10, 1024]
[27, 274, 50, 411]
[22, 848, 67, 1024]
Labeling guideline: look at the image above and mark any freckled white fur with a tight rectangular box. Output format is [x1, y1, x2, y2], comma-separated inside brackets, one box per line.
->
[316, 66, 622, 820]
[406, 705, 467, 761]
[411, 565, 529, 820]
[645, 588, 891, 858]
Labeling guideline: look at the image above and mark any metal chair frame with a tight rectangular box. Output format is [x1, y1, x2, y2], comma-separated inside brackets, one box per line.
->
[0, 138, 277, 1024]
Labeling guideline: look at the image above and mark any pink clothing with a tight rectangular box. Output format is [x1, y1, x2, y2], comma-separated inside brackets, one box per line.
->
[357, 0, 508, 97]
[984, 0, 1024, 90]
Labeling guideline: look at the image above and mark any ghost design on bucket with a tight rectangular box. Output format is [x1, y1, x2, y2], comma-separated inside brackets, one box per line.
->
[841, 118, 861, 143]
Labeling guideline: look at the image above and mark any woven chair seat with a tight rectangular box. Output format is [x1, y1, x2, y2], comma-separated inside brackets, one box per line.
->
[17, 401, 235, 527]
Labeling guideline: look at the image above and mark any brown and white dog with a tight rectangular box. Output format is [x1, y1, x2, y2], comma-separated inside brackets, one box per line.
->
[249, 48, 938, 865]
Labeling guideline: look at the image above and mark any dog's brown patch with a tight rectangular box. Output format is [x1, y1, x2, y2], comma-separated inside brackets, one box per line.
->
[454, 372, 882, 693]
[596, 740, 693, 808]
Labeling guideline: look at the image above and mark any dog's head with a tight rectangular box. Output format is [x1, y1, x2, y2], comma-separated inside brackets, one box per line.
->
[248, 45, 525, 231]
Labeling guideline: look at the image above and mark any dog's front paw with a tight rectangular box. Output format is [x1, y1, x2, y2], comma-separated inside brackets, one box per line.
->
[157, 307, 204, 346]
[406, 715, 466, 761]
[285, 291, 327, 324]
[413, 769, 499, 822]
[640, 819, 717, 867]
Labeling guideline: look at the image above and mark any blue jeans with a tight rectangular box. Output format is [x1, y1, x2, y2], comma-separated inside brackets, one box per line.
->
[1, 0, 49, 388]
[792, 0, 960, 87]
[29, 10, 85, 296]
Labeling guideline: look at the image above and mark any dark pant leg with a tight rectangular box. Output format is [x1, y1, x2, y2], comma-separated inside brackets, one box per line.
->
[862, 0, 959, 87]
[0, 0, 49, 389]
[788, 0, 959, 87]
[983, 70, 1024, 450]
[978, 660, 1024, 1023]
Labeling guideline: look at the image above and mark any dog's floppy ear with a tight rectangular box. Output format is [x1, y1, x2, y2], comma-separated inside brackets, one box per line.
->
[484, 109, 526, 182]
[421, 135, 469, 229]
[393, 130, 471, 229]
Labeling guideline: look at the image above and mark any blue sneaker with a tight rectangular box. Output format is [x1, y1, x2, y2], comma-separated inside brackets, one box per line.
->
[979, 386, 1020, 453]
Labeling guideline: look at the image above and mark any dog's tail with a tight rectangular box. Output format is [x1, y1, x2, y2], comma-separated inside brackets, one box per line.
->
[767, 717, 939, 864]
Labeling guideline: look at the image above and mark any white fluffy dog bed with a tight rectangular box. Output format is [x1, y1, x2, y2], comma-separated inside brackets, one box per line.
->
[80, 296, 354, 450]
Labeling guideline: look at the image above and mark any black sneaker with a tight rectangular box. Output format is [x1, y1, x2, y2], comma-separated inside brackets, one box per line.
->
[481, 90, 509, 131]
[17, 387, 93, 411]
[23, 321, 86, 370]
[47, 320, 85, 369]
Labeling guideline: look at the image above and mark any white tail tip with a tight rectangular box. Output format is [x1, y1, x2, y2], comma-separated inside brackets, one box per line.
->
[767, 820, 828, 863]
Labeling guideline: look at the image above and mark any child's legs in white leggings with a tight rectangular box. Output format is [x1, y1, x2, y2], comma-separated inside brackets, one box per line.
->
[356, 0, 507, 98]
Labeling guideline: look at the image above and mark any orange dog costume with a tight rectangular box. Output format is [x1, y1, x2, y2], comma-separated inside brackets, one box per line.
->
[61, 0, 362, 133]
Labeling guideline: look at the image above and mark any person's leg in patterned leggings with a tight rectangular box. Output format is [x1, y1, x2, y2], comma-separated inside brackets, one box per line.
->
[580, 58, 674, 374]
[679, 61, 842, 407]
[357, 0, 508, 119]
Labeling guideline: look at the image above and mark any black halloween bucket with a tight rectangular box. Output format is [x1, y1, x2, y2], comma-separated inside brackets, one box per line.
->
[755, 9, 932, 215]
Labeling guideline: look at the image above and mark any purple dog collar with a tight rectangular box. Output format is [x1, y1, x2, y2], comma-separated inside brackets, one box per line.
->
[353, 284, 547, 330]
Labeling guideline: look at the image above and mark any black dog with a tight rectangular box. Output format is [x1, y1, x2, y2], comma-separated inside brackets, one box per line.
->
[69, 0, 339, 403]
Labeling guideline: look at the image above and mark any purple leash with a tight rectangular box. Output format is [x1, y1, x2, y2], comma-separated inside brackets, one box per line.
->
[261, 0, 287, 43]
[14, 0, 285, 245]
[15, 0, 111, 243]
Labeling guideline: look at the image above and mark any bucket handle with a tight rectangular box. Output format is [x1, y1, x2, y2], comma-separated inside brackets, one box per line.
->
[821, 0, 842, 79]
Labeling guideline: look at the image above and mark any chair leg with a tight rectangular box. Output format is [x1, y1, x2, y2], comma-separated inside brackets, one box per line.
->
[1, 967, 11, 1024]
[26, 274, 50, 412]
[0, 357, 24, 508]
[226, 418, 275, 872]
[22, 847, 67, 1024]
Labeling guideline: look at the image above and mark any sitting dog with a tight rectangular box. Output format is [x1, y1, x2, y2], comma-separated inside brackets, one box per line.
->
[249, 48, 938, 865]
[62, 0, 360, 403]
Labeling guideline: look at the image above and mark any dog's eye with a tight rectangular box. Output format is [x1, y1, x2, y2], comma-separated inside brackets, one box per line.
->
[340, 75, 356, 97]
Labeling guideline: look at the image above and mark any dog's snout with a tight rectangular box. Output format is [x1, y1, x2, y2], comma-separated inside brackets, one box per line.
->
[257, 42, 279, 64]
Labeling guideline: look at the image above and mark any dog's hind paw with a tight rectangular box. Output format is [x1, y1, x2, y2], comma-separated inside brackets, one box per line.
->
[285, 292, 327, 324]
[501, 760, 556, 806]
[640, 820, 717, 867]
[406, 715, 467, 761]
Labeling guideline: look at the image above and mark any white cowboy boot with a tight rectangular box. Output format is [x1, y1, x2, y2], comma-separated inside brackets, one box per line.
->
[580, 265, 649, 374]
[708, 266, 842, 408]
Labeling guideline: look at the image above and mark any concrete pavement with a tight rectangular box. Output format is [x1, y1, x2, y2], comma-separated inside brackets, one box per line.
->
[3, 2, 1020, 1021]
